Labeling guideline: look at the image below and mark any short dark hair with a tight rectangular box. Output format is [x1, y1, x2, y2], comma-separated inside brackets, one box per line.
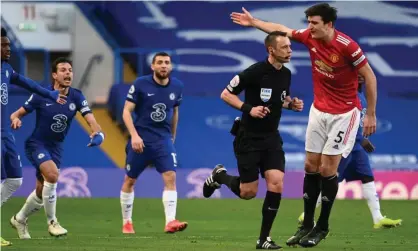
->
[1, 27, 7, 37]
[152, 52, 171, 64]
[305, 3, 338, 26]
[264, 31, 287, 51]
[51, 57, 72, 73]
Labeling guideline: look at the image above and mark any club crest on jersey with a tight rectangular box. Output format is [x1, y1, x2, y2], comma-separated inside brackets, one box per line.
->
[260, 88, 272, 102]
[38, 153, 45, 159]
[169, 93, 175, 100]
[69, 103, 76, 111]
[330, 54, 339, 63]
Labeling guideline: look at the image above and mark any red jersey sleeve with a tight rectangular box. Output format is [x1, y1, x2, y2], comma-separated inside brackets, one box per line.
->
[346, 41, 368, 70]
[291, 28, 310, 45]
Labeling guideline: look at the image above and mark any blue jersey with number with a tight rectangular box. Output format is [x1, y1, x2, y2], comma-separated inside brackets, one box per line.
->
[1, 62, 15, 134]
[352, 90, 367, 151]
[126, 75, 183, 143]
[23, 86, 92, 143]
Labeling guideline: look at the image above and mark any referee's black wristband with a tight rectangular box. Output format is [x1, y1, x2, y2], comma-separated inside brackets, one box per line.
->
[240, 103, 253, 114]
[287, 101, 293, 110]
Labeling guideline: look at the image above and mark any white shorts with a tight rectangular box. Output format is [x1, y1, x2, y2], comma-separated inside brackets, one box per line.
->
[305, 104, 360, 158]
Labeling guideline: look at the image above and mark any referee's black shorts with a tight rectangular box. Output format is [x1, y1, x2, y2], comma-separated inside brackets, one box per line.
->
[233, 130, 285, 183]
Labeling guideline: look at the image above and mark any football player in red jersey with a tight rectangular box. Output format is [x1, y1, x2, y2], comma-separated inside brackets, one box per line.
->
[231, 3, 377, 247]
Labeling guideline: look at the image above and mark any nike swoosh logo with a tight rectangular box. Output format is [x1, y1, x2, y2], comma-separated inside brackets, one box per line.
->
[46, 104, 53, 106]
[147, 93, 154, 96]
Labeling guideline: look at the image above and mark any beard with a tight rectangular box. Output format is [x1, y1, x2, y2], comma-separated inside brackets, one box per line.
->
[155, 71, 170, 80]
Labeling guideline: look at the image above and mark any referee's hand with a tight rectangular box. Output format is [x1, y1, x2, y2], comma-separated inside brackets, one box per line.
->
[250, 106, 270, 119]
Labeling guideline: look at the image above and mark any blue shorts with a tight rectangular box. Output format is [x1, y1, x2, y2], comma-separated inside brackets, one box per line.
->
[1, 134, 22, 180]
[125, 139, 177, 179]
[25, 139, 62, 181]
[338, 148, 374, 182]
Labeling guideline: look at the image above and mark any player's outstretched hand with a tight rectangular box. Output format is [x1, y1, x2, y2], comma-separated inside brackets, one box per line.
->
[250, 106, 270, 119]
[291, 97, 304, 112]
[361, 138, 375, 153]
[362, 114, 376, 137]
[131, 135, 145, 153]
[50, 90, 67, 105]
[231, 7, 254, 27]
[87, 132, 105, 147]
[10, 117, 22, 130]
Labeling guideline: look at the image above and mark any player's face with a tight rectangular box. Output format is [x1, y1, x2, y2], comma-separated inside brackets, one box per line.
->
[307, 16, 332, 40]
[53, 63, 73, 87]
[152, 56, 172, 79]
[270, 36, 292, 63]
[1, 37, 11, 61]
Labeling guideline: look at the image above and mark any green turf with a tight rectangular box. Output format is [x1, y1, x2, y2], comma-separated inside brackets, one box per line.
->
[1, 198, 417, 250]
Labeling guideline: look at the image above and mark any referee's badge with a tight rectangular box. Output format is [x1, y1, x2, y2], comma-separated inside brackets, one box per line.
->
[260, 88, 272, 102]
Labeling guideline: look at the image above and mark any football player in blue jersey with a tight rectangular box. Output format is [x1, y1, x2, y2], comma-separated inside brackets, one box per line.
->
[8, 57, 104, 239]
[1, 27, 66, 246]
[119, 52, 187, 234]
[298, 75, 402, 229]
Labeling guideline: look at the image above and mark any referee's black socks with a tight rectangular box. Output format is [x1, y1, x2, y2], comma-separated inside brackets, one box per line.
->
[259, 191, 281, 241]
[216, 172, 241, 198]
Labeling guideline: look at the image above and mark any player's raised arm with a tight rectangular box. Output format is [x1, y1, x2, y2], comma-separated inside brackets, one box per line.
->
[231, 7, 294, 37]
[10, 73, 66, 104]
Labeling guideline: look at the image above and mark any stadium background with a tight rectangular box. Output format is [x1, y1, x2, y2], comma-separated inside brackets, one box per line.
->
[2, 1, 418, 200]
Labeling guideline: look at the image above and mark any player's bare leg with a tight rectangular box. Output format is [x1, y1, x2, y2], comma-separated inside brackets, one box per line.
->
[11, 179, 44, 239]
[39, 160, 67, 237]
[299, 154, 340, 247]
[287, 152, 321, 247]
[256, 170, 284, 250]
[162, 171, 187, 233]
[121, 175, 136, 234]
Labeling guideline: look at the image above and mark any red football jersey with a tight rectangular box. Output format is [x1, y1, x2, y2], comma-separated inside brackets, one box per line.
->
[292, 28, 367, 114]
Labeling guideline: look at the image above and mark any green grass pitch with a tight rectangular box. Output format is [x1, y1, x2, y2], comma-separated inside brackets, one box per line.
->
[1, 198, 417, 250]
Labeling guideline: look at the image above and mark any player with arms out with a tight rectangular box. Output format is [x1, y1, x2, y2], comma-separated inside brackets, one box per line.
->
[1, 27, 65, 246]
[203, 31, 304, 250]
[120, 52, 187, 234]
[298, 75, 402, 229]
[231, 3, 378, 247]
[9, 57, 104, 239]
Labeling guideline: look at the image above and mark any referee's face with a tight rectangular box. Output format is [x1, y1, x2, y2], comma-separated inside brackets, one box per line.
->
[152, 55, 172, 80]
[270, 37, 292, 63]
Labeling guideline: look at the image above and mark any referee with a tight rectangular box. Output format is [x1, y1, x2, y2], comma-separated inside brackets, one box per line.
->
[203, 31, 304, 250]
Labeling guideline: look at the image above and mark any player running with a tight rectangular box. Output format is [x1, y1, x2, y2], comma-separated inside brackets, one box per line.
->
[119, 52, 187, 234]
[1, 27, 65, 246]
[231, 3, 378, 247]
[9, 57, 104, 239]
[298, 75, 402, 229]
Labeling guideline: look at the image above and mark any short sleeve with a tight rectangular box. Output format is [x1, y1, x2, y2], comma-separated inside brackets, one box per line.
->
[22, 94, 40, 113]
[126, 81, 141, 104]
[77, 92, 92, 116]
[174, 85, 183, 107]
[226, 65, 259, 95]
[345, 41, 368, 70]
[291, 28, 310, 45]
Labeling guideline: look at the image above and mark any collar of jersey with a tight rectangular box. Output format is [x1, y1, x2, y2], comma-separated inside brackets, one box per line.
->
[152, 75, 171, 88]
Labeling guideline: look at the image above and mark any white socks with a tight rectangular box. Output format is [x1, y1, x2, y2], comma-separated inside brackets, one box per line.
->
[120, 191, 134, 224]
[1, 178, 23, 207]
[162, 190, 177, 225]
[16, 190, 43, 222]
[43, 181, 57, 224]
[362, 181, 384, 224]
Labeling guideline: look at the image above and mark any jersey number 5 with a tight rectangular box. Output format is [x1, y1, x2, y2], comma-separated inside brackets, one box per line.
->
[334, 131, 345, 143]
[51, 114, 68, 133]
